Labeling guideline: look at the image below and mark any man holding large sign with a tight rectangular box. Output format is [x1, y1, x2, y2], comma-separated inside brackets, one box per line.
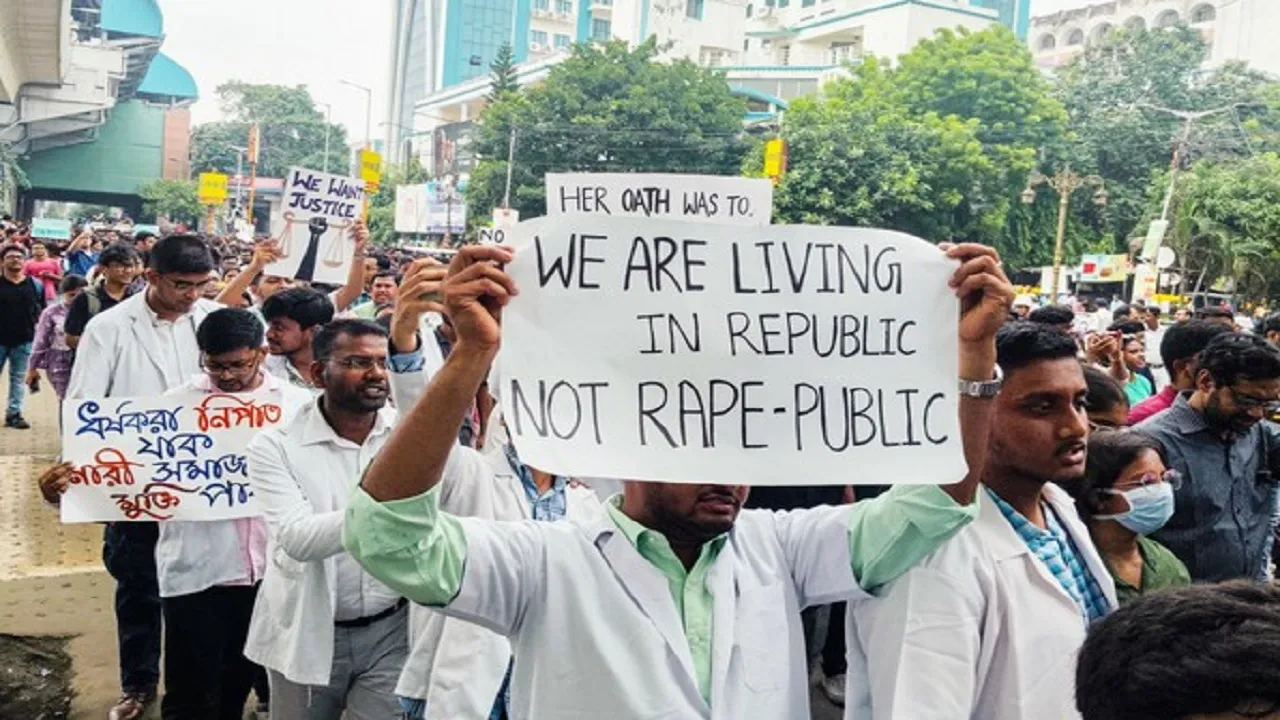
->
[345, 228, 1013, 718]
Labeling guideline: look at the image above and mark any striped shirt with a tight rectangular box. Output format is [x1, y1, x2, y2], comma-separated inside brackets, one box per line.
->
[988, 488, 1111, 623]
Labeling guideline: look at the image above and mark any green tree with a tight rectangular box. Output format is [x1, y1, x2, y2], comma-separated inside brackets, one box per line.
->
[466, 39, 748, 219]
[757, 27, 1068, 269]
[1157, 153, 1280, 300]
[138, 179, 201, 224]
[488, 43, 519, 103]
[1057, 25, 1273, 247]
[190, 82, 351, 178]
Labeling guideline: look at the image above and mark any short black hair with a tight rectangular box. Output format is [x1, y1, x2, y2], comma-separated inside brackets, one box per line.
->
[1083, 365, 1127, 418]
[1145, 306, 1162, 317]
[1076, 581, 1280, 720]
[1112, 304, 1131, 319]
[1263, 312, 1280, 335]
[1199, 332, 1280, 387]
[148, 234, 215, 274]
[372, 269, 399, 283]
[197, 308, 265, 355]
[134, 230, 157, 242]
[261, 287, 334, 330]
[59, 274, 89, 294]
[312, 318, 388, 362]
[1106, 320, 1146, 336]
[1, 243, 26, 259]
[1028, 305, 1075, 326]
[1062, 428, 1165, 519]
[1159, 320, 1233, 372]
[1198, 306, 1235, 320]
[99, 242, 140, 268]
[996, 321, 1080, 374]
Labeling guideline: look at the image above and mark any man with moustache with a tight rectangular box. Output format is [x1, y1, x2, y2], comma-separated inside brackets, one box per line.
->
[245, 318, 426, 719]
[1137, 332, 1280, 582]
[343, 241, 1013, 719]
[846, 321, 1116, 720]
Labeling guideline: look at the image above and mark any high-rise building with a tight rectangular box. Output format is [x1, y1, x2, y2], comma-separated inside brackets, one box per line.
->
[1028, 0, 1280, 76]
[385, 0, 748, 164]
[969, 0, 1032, 40]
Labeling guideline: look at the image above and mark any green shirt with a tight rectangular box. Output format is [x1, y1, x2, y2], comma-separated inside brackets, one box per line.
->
[1105, 535, 1192, 606]
[1124, 374, 1155, 406]
[343, 482, 978, 705]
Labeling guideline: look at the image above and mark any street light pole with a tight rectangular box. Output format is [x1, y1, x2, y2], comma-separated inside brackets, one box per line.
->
[317, 102, 333, 173]
[341, 80, 373, 151]
[1023, 164, 1107, 300]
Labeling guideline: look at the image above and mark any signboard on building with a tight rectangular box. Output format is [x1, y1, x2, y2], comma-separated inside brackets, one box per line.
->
[394, 182, 467, 234]
[1079, 254, 1130, 283]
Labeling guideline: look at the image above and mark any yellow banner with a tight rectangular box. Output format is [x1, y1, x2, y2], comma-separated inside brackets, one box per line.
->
[360, 149, 382, 191]
[197, 172, 229, 205]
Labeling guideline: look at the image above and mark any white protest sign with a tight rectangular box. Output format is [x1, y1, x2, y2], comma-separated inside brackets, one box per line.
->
[545, 173, 773, 226]
[495, 215, 962, 486]
[60, 391, 285, 522]
[266, 167, 364, 284]
[394, 182, 468, 234]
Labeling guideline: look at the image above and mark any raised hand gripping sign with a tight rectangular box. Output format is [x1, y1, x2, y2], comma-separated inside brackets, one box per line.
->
[60, 391, 284, 522]
[494, 214, 963, 486]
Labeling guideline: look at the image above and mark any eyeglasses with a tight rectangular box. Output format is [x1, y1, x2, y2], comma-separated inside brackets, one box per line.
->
[1228, 387, 1280, 413]
[202, 356, 259, 376]
[1120, 469, 1183, 491]
[162, 276, 215, 293]
[328, 355, 388, 371]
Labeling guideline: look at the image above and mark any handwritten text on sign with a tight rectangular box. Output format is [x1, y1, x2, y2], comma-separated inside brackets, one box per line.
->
[267, 167, 364, 284]
[545, 173, 773, 226]
[59, 391, 284, 522]
[495, 215, 962, 486]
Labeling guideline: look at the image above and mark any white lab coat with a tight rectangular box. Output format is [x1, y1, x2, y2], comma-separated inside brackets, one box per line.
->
[844, 484, 1117, 720]
[153, 373, 314, 599]
[65, 293, 222, 399]
[433, 498, 869, 719]
[396, 444, 605, 716]
[242, 364, 425, 685]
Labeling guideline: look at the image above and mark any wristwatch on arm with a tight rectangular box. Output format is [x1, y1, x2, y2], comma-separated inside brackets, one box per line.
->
[958, 366, 1003, 399]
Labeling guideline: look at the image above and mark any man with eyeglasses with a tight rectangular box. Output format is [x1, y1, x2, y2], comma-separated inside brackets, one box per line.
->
[1136, 332, 1280, 582]
[244, 318, 427, 719]
[64, 234, 222, 720]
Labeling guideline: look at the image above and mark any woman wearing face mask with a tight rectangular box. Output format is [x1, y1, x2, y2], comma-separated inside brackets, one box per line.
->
[1064, 429, 1190, 605]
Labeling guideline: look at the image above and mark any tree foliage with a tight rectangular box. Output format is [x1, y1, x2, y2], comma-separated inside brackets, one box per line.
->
[466, 39, 748, 219]
[190, 82, 351, 178]
[488, 44, 520, 103]
[1155, 153, 1280, 300]
[760, 27, 1067, 268]
[1056, 25, 1272, 246]
[138, 179, 201, 224]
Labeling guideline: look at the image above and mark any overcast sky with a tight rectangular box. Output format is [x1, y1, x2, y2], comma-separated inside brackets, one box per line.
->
[160, 0, 1087, 144]
[160, 0, 393, 147]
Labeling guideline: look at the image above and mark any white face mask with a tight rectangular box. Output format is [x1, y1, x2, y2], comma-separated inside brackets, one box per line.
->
[1094, 482, 1176, 535]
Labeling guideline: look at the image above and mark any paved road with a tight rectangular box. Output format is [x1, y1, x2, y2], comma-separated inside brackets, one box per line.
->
[0, 370, 844, 719]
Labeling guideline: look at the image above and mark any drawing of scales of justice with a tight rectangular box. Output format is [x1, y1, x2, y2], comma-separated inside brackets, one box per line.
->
[271, 211, 353, 282]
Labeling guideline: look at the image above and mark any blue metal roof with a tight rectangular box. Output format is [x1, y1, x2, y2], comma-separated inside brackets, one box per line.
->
[100, 0, 164, 38]
[137, 53, 198, 100]
[729, 85, 790, 110]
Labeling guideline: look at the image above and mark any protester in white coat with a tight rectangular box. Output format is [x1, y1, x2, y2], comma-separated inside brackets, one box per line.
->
[156, 308, 313, 719]
[344, 243, 1015, 719]
[65, 234, 220, 720]
[244, 317, 434, 720]
[846, 322, 1118, 720]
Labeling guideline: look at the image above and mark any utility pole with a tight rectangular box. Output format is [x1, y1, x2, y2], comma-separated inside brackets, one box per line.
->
[318, 102, 333, 174]
[1137, 103, 1238, 223]
[503, 127, 517, 209]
